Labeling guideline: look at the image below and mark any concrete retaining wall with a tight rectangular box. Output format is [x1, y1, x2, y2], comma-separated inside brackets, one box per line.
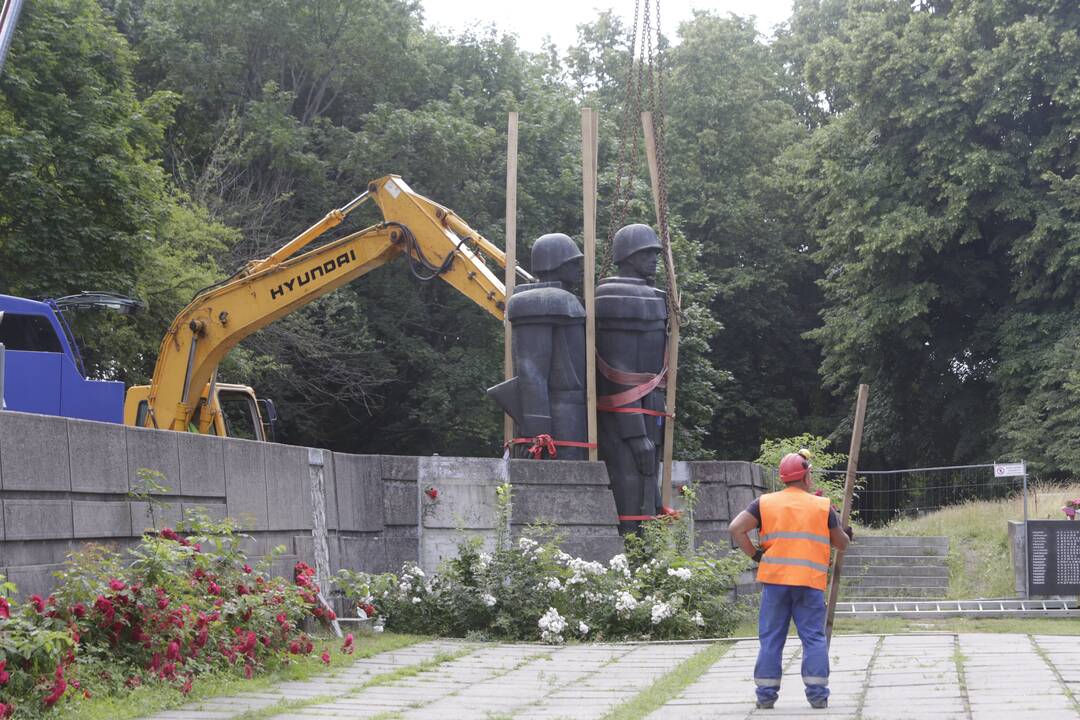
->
[0, 410, 765, 598]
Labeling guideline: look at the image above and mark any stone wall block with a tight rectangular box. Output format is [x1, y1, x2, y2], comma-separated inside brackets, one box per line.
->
[339, 535, 388, 574]
[383, 481, 418, 527]
[333, 453, 384, 532]
[130, 501, 182, 533]
[509, 459, 609, 486]
[511, 486, 618, 526]
[264, 444, 309, 531]
[178, 433, 226, 497]
[126, 426, 180, 495]
[381, 455, 419, 481]
[180, 503, 227, 523]
[0, 412, 71, 491]
[4, 499, 72, 540]
[7, 563, 64, 600]
[73, 501, 130, 538]
[68, 418, 127, 493]
[223, 438, 268, 530]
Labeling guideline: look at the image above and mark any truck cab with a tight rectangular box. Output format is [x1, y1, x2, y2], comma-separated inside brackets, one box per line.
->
[0, 294, 125, 422]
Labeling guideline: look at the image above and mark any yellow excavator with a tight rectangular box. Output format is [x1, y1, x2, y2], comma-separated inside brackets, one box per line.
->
[124, 175, 532, 440]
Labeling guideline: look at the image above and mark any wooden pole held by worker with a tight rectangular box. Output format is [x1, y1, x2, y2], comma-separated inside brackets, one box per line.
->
[642, 111, 679, 510]
[503, 112, 519, 447]
[825, 383, 869, 643]
[581, 108, 599, 462]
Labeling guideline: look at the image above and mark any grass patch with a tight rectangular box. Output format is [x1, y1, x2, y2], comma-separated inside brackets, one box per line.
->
[598, 642, 730, 720]
[57, 632, 425, 720]
[228, 645, 477, 720]
[857, 482, 1080, 599]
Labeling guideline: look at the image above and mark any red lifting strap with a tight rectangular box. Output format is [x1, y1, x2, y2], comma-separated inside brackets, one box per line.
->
[506, 434, 597, 460]
[596, 351, 672, 417]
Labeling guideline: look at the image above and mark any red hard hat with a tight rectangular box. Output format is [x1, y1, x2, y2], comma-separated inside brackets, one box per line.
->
[779, 452, 810, 483]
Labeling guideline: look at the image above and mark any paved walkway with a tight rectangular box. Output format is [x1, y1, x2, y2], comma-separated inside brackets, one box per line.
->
[144, 634, 1080, 720]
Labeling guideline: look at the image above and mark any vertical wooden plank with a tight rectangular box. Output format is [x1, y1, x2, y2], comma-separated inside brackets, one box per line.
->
[503, 112, 519, 447]
[825, 383, 870, 643]
[582, 108, 599, 462]
[642, 111, 679, 510]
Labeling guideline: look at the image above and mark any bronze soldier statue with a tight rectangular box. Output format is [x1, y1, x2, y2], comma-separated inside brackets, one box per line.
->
[488, 233, 589, 460]
[595, 224, 668, 533]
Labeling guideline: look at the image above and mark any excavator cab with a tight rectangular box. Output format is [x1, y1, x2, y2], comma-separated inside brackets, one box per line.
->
[125, 383, 274, 442]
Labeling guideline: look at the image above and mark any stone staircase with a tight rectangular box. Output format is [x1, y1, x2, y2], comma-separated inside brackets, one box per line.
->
[839, 535, 950, 600]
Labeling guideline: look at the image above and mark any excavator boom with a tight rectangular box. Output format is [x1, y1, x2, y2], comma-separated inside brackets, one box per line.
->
[128, 175, 527, 435]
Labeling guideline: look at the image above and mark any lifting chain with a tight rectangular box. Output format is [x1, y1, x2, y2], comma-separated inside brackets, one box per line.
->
[603, 0, 682, 322]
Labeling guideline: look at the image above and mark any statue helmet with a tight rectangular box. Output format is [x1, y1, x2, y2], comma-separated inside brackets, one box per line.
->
[531, 233, 584, 273]
[612, 223, 662, 264]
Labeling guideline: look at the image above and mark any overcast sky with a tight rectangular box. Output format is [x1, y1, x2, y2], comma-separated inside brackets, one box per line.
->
[418, 0, 795, 51]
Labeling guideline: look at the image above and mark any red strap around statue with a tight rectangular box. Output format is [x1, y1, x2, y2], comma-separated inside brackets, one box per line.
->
[595, 351, 673, 418]
[506, 434, 597, 459]
[618, 506, 681, 522]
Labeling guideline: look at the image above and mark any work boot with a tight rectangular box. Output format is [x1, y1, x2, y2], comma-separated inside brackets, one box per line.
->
[809, 698, 828, 709]
[755, 699, 776, 709]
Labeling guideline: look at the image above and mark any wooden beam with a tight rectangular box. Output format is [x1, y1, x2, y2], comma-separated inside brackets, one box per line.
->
[503, 112, 519, 447]
[582, 108, 599, 462]
[825, 383, 870, 643]
[642, 111, 679, 510]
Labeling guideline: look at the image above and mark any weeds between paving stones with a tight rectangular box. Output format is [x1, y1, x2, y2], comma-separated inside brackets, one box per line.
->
[598, 642, 731, 720]
[951, 639, 972, 720]
[1030, 634, 1080, 715]
[226, 647, 476, 720]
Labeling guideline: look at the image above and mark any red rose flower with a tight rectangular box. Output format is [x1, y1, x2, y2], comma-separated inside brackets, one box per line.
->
[0, 598, 9, 619]
[30, 595, 45, 613]
[288, 641, 301, 654]
[160, 528, 180, 541]
[167, 640, 181, 661]
[342, 633, 355, 655]
[108, 579, 126, 592]
[43, 666, 66, 706]
[321, 650, 331, 665]
[425, 486, 438, 499]
[71, 603, 86, 618]
[0, 660, 9, 685]
[242, 564, 253, 574]
[180, 675, 193, 694]
[207, 582, 221, 596]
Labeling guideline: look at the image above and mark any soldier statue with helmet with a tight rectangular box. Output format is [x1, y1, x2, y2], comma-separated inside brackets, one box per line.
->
[487, 233, 590, 460]
[595, 223, 670, 534]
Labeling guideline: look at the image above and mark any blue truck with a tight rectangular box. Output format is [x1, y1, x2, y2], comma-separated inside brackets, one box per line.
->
[0, 292, 140, 423]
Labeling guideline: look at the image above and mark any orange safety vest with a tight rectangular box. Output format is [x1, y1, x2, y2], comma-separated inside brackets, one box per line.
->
[756, 486, 832, 591]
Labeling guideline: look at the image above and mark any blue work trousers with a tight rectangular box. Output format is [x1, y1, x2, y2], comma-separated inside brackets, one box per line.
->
[753, 582, 829, 705]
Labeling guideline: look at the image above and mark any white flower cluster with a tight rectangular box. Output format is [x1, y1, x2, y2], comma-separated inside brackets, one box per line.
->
[667, 567, 692, 581]
[578, 621, 590, 636]
[566, 558, 605, 585]
[635, 558, 660, 576]
[477, 552, 492, 571]
[554, 550, 573, 564]
[398, 564, 426, 593]
[546, 578, 563, 591]
[609, 553, 631, 576]
[650, 600, 674, 625]
[481, 593, 497, 607]
[692, 611, 705, 627]
[538, 607, 567, 644]
[518, 537, 540, 555]
[615, 590, 639, 616]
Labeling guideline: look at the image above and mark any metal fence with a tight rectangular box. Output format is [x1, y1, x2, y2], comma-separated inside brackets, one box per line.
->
[821, 463, 1026, 527]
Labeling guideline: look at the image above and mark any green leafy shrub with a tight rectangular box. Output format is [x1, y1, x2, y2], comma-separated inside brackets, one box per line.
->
[755, 434, 852, 509]
[337, 483, 748, 643]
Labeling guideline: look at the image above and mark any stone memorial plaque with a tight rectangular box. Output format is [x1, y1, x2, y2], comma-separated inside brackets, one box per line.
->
[1027, 520, 1080, 595]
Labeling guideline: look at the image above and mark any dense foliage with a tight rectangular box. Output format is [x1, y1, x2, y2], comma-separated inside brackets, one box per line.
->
[0, 513, 336, 717]
[2, 0, 1078, 474]
[335, 484, 747, 642]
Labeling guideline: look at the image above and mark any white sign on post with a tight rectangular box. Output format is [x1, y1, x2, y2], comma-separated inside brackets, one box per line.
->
[994, 462, 1026, 477]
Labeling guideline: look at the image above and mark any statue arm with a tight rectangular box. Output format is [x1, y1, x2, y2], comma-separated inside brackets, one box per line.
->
[513, 322, 554, 437]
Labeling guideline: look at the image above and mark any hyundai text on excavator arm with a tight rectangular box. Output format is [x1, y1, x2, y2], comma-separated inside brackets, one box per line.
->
[124, 175, 533, 439]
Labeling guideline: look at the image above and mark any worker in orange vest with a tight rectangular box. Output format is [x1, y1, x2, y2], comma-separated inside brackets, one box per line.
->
[729, 449, 852, 709]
